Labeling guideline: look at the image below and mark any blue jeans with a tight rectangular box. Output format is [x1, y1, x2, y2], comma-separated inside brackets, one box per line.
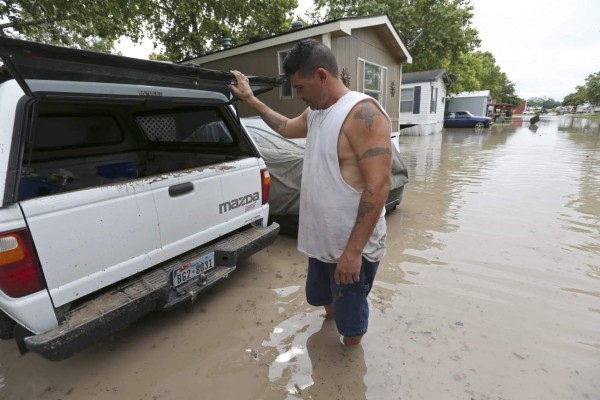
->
[305, 257, 379, 337]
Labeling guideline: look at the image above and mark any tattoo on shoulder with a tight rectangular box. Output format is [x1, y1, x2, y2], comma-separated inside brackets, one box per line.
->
[353, 101, 380, 131]
[356, 147, 391, 162]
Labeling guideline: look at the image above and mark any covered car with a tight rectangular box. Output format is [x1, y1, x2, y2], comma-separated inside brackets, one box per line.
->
[444, 111, 492, 128]
[242, 117, 409, 235]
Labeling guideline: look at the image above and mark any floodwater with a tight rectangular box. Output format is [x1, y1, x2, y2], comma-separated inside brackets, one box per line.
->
[1, 115, 599, 400]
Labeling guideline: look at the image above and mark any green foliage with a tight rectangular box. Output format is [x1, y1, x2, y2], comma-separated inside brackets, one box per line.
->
[313, 0, 519, 105]
[563, 71, 600, 106]
[315, 0, 480, 72]
[527, 96, 561, 109]
[148, 52, 171, 62]
[0, 1, 147, 52]
[584, 72, 600, 106]
[1, 0, 298, 60]
[444, 51, 520, 105]
[563, 85, 587, 106]
[143, 0, 298, 61]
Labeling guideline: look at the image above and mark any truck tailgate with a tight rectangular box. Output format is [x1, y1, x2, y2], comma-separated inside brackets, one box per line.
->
[19, 158, 266, 307]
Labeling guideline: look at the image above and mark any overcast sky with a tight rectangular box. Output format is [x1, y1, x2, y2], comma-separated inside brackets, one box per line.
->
[469, 0, 600, 101]
[119, 0, 600, 102]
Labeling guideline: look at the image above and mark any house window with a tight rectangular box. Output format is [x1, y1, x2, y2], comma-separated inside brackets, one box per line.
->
[278, 50, 294, 99]
[363, 62, 383, 102]
[401, 88, 413, 113]
[401, 86, 421, 114]
[430, 87, 438, 113]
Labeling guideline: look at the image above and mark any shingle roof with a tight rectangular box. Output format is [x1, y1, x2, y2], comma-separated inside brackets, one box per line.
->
[453, 90, 490, 98]
[402, 69, 448, 84]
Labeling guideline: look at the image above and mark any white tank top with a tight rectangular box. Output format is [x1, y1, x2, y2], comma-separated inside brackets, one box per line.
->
[297, 91, 389, 263]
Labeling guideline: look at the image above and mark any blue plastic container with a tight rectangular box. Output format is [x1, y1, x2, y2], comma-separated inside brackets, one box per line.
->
[96, 162, 137, 179]
[18, 177, 60, 201]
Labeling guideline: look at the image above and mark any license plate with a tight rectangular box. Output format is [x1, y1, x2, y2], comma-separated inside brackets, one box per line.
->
[172, 252, 215, 287]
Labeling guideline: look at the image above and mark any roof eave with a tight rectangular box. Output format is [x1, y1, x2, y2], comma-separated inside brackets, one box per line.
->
[191, 15, 412, 65]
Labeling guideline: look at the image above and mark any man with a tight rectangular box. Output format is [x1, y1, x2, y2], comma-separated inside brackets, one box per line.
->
[229, 39, 391, 346]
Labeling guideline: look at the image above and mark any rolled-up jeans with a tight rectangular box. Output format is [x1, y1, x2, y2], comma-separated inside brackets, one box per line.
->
[305, 257, 379, 337]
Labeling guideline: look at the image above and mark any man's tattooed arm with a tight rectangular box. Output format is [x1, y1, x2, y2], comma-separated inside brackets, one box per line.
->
[260, 111, 287, 135]
[353, 101, 380, 131]
[356, 147, 392, 162]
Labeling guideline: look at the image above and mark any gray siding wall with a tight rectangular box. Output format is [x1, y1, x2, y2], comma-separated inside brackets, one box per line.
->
[198, 29, 403, 131]
[333, 29, 401, 130]
[198, 37, 324, 118]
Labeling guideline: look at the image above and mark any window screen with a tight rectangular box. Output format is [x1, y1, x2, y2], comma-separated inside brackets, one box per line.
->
[364, 62, 382, 102]
[430, 87, 438, 113]
[400, 88, 413, 113]
[136, 108, 233, 144]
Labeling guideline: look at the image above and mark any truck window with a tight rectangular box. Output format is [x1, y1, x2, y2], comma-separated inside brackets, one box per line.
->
[33, 115, 123, 149]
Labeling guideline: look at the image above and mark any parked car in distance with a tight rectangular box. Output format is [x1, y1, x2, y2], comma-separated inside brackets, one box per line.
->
[242, 117, 409, 236]
[444, 111, 492, 128]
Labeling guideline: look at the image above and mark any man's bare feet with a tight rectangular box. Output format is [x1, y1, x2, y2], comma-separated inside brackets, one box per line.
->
[324, 304, 334, 319]
[340, 335, 363, 346]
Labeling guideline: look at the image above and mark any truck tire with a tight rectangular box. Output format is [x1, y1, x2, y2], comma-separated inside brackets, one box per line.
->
[0, 311, 16, 339]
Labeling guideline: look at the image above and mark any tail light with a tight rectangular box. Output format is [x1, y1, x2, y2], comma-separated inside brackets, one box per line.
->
[0, 229, 45, 298]
[261, 168, 271, 205]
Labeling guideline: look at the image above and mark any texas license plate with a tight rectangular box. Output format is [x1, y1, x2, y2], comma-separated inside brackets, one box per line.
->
[172, 252, 215, 287]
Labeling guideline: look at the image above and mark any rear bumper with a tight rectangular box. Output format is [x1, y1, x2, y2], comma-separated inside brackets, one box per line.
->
[24, 223, 279, 361]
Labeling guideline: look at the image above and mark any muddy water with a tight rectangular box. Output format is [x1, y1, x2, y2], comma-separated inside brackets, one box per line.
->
[1, 116, 599, 400]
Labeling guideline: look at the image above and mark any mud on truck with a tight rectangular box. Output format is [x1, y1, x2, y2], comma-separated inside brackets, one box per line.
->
[0, 37, 280, 360]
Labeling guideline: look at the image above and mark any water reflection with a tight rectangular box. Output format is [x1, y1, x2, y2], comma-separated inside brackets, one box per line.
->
[398, 117, 600, 275]
[398, 114, 600, 312]
[387, 116, 599, 397]
[558, 116, 600, 132]
[396, 121, 519, 262]
[305, 320, 367, 399]
[260, 310, 367, 399]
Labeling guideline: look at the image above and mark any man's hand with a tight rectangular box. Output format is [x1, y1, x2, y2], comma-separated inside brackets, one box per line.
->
[228, 70, 254, 102]
[335, 251, 362, 285]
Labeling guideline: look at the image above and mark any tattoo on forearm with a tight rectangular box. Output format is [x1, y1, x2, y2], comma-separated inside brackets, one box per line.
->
[364, 185, 374, 196]
[353, 102, 379, 131]
[357, 147, 392, 162]
[262, 112, 286, 133]
[357, 200, 375, 223]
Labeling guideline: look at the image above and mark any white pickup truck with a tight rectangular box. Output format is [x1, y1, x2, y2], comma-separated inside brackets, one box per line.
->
[0, 37, 279, 360]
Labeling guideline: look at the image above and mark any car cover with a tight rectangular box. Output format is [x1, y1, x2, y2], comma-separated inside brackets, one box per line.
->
[242, 117, 408, 216]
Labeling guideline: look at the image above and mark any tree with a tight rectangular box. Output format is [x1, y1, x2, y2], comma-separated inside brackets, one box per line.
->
[562, 71, 600, 106]
[0, 1, 148, 52]
[314, 0, 481, 72]
[142, 0, 298, 61]
[1, 0, 299, 60]
[312, 0, 520, 103]
[527, 97, 560, 109]
[563, 86, 587, 106]
[444, 51, 519, 105]
[584, 71, 600, 106]
[496, 74, 520, 106]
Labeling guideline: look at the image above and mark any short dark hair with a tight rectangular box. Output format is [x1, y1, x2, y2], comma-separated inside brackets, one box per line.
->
[282, 39, 339, 78]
